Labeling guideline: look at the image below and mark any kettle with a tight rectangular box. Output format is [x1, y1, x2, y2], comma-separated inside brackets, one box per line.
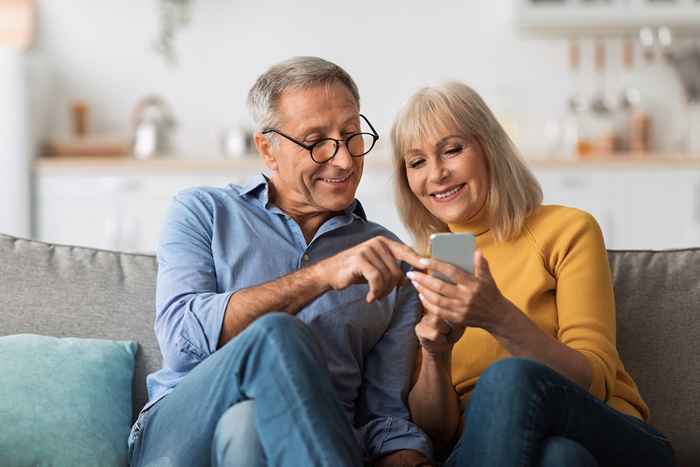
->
[131, 95, 176, 159]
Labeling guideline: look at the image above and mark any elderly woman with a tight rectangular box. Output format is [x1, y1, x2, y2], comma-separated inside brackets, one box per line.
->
[390, 81, 676, 467]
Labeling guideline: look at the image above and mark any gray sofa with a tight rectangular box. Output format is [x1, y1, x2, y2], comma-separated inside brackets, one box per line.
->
[1, 233, 699, 466]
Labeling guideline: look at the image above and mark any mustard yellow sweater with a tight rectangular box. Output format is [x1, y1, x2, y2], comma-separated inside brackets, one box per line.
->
[447, 204, 649, 420]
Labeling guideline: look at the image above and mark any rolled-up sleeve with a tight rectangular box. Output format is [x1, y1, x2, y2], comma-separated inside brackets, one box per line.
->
[355, 279, 433, 460]
[155, 190, 233, 373]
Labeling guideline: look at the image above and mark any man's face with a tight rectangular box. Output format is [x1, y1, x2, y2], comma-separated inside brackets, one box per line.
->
[263, 82, 364, 216]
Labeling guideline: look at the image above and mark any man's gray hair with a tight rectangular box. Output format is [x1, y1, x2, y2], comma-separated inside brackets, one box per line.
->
[247, 56, 360, 132]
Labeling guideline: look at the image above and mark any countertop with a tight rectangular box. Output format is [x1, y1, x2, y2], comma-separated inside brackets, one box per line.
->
[32, 152, 700, 174]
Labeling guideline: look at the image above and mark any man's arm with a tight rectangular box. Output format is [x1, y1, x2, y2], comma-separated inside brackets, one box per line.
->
[157, 191, 332, 368]
[155, 190, 235, 373]
[157, 187, 427, 369]
[216, 264, 328, 347]
[218, 236, 426, 346]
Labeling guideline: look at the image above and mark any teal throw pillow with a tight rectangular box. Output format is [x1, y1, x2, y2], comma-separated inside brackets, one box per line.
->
[0, 334, 137, 467]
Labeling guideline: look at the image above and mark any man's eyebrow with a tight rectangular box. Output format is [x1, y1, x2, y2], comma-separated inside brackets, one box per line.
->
[297, 115, 360, 135]
[341, 115, 360, 127]
[297, 125, 325, 135]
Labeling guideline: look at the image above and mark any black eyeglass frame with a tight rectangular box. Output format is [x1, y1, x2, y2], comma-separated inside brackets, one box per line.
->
[262, 114, 379, 164]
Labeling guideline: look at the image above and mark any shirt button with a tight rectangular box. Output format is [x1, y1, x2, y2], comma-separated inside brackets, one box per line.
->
[303, 254, 310, 261]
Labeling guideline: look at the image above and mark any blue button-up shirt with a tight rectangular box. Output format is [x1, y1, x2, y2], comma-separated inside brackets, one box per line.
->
[147, 174, 431, 459]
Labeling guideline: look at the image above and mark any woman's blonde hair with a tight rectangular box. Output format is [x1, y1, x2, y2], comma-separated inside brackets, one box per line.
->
[390, 81, 542, 252]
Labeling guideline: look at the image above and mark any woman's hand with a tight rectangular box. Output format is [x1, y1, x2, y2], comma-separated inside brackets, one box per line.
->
[415, 311, 465, 356]
[407, 250, 514, 334]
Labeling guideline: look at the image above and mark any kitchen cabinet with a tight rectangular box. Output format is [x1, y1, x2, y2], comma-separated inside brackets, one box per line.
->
[516, 0, 700, 36]
[36, 165, 258, 253]
[532, 166, 700, 249]
[33, 157, 700, 253]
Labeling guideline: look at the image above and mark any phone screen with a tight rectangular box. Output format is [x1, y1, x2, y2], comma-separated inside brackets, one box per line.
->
[429, 233, 475, 283]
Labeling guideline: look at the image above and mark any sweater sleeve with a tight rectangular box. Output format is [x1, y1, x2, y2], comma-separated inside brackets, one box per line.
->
[550, 210, 618, 401]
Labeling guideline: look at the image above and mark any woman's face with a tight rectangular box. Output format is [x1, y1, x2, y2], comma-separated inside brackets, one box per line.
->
[403, 131, 489, 225]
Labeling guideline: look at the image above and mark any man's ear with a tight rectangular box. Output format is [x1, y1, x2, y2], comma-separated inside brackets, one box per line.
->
[255, 133, 279, 172]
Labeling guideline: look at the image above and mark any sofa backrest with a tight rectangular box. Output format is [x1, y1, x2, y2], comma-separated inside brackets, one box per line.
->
[1, 234, 699, 465]
[608, 248, 700, 467]
[0, 234, 159, 422]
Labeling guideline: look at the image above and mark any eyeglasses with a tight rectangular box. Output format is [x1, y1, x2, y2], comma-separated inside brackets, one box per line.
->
[262, 114, 379, 164]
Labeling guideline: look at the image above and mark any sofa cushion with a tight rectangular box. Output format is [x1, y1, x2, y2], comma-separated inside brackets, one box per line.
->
[0, 334, 136, 467]
[608, 248, 700, 467]
[0, 234, 160, 420]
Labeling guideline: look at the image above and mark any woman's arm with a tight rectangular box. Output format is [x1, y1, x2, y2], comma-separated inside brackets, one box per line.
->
[408, 250, 593, 391]
[408, 313, 464, 450]
[487, 298, 592, 390]
[494, 211, 617, 400]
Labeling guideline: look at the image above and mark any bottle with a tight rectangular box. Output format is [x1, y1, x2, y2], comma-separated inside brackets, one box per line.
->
[587, 39, 617, 156]
[618, 37, 652, 155]
[562, 39, 590, 159]
[629, 109, 652, 153]
[70, 100, 89, 138]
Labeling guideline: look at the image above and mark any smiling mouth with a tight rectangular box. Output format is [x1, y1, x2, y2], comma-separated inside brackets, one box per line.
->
[320, 173, 352, 184]
[430, 184, 465, 201]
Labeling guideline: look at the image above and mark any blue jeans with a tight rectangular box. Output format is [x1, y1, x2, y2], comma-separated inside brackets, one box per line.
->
[127, 313, 363, 467]
[212, 401, 264, 467]
[443, 358, 676, 467]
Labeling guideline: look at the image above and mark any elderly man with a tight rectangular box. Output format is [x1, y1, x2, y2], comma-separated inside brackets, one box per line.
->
[126, 56, 433, 467]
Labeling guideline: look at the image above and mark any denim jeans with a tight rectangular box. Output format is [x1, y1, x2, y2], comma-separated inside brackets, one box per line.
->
[127, 313, 363, 467]
[211, 401, 264, 467]
[443, 358, 676, 467]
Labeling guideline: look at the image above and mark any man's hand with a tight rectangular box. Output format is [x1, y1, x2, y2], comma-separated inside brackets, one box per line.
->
[314, 236, 426, 303]
[372, 449, 434, 467]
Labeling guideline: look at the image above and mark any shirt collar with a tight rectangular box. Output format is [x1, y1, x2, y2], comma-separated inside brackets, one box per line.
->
[239, 173, 271, 206]
[239, 173, 367, 222]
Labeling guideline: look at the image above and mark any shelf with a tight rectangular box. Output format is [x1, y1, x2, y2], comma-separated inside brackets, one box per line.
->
[31, 154, 399, 174]
[515, 0, 700, 37]
[32, 153, 700, 174]
[33, 156, 267, 174]
[525, 153, 700, 168]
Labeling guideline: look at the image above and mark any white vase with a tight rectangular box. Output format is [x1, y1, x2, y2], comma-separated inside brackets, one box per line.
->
[686, 102, 700, 158]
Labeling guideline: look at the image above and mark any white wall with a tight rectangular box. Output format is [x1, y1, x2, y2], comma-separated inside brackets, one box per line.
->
[0, 49, 31, 238]
[31, 0, 688, 158]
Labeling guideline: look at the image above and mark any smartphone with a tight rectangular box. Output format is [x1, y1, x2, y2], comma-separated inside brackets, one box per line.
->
[429, 232, 476, 283]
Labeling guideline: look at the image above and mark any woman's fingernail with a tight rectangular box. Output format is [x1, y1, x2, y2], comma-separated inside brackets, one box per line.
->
[406, 271, 416, 280]
[419, 258, 431, 267]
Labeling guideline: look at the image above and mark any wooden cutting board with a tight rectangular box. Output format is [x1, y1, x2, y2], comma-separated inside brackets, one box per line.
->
[42, 136, 130, 158]
[0, 0, 34, 50]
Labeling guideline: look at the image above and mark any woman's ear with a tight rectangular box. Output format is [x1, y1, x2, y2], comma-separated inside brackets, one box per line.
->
[255, 133, 279, 172]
